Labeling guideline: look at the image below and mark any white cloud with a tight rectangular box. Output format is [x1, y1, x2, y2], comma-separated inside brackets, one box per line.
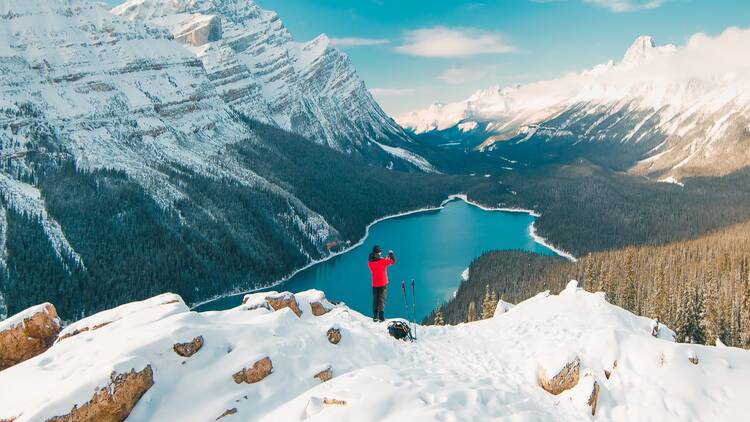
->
[437, 67, 486, 84]
[369, 88, 416, 98]
[583, 0, 665, 12]
[329, 37, 390, 47]
[395, 27, 515, 58]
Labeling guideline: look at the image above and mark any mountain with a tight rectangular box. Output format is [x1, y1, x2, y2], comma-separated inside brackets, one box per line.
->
[2, 283, 749, 421]
[399, 29, 750, 181]
[0, 0, 449, 320]
[111, 0, 433, 170]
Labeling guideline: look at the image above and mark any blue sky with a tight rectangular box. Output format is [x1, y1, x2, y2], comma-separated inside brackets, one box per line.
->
[106, 0, 750, 115]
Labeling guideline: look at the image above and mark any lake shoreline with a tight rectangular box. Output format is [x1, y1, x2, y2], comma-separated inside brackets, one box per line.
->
[191, 193, 576, 310]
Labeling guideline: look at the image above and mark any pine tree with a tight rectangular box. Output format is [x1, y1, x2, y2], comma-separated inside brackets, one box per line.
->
[653, 265, 668, 321]
[467, 301, 478, 323]
[741, 281, 750, 348]
[490, 289, 499, 315]
[623, 253, 638, 312]
[583, 257, 594, 291]
[703, 267, 720, 345]
[682, 287, 707, 345]
[433, 305, 445, 326]
[481, 284, 494, 319]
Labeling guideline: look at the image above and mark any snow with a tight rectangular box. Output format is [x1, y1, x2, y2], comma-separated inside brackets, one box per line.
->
[373, 141, 438, 173]
[461, 267, 470, 281]
[0, 303, 57, 332]
[2, 284, 749, 421]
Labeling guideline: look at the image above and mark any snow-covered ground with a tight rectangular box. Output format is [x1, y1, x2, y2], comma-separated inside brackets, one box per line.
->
[1, 282, 748, 421]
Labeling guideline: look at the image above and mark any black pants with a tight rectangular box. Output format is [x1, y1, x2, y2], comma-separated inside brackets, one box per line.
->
[372, 285, 387, 319]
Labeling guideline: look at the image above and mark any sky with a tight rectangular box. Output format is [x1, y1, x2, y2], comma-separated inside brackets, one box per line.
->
[104, 0, 750, 116]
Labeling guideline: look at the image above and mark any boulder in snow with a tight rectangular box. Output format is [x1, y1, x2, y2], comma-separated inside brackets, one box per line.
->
[323, 398, 346, 406]
[310, 301, 331, 316]
[326, 328, 342, 345]
[687, 350, 699, 365]
[233, 357, 273, 384]
[0, 303, 61, 371]
[588, 379, 600, 416]
[539, 357, 580, 395]
[314, 366, 333, 383]
[173, 336, 204, 358]
[243, 292, 302, 318]
[216, 408, 237, 420]
[47, 365, 154, 422]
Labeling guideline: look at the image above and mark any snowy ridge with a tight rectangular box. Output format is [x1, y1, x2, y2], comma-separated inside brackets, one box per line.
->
[1, 282, 749, 421]
[398, 28, 750, 180]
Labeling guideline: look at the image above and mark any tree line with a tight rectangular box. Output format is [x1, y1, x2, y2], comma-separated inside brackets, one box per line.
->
[426, 221, 750, 349]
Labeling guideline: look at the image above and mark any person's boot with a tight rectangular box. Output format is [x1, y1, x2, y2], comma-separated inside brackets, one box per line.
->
[373, 312, 379, 323]
[378, 311, 385, 322]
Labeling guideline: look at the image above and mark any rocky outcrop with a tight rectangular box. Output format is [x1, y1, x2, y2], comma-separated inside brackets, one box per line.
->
[587, 378, 600, 416]
[57, 322, 112, 342]
[233, 357, 273, 384]
[604, 360, 617, 379]
[0, 303, 61, 371]
[47, 366, 154, 422]
[173, 336, 204, 358]
[216, 408, 237, 420]
[244, 293, 303, 318]
[174, 14, 222, 47]
[326, 328, 342, 345]
[539, 358, 580, 395]
[323, 398, 346, 406]
[313, 366, 332, 383]
[310, 302, 330, 316]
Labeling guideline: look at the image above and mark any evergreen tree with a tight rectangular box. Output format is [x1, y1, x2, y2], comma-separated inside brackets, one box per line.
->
[433, 305, 445, 326]
[741, 281, 750, 348]
[623, 253, 638, 312]
[703, 268, 720, 345]
[490, 289, 499, 316]
[467, 301, 478, 323]
[682, 287, 707, 345]
[481, 284, 493, 319]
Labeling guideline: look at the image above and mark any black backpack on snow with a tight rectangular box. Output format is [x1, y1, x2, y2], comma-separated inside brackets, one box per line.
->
[387, 321, 412, 341]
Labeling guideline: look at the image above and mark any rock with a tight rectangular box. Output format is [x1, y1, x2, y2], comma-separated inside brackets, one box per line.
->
[310, 302, 330, 316]
[174, 14, 222, 47]
[604, 360, 617, 379]
[314, 366, 333, 383]
[588, 380, 600, 416]
[0, 303, 61, 371]
[247, 292, 302, 317]
[323, 398, 346, 406]
[173, 336, 204, 358]
[47, 365, 154, 422]
[233, 357, 273, 384]
[688, 351, 699, 365]
[539, 358, 580, 395]
[216, 408, 237, 420]
[326, 328, 342, 345]
[58, 321, 112, 342]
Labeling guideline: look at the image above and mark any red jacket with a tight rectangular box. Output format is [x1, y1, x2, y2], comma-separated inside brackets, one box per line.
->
[368, 257, 394, 287]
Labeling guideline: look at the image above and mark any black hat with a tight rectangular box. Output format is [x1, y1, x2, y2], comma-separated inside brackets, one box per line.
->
[372, 245, 382, 254]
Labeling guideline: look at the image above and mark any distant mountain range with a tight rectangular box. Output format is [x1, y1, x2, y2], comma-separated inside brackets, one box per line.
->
[0, 0, 442, 319]
[399, 31, 750, 181]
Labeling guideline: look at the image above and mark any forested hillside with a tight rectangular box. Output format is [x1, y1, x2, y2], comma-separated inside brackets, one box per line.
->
[0, 122, 502, 320]
[427, 221, 750, 349]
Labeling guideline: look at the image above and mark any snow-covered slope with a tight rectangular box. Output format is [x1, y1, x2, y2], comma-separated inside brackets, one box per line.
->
[1, 282, 748, 421]
[111, 0, 421, 160]
[399, 29, 750, 180]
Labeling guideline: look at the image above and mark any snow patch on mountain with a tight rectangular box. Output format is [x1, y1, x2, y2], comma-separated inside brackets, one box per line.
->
[399, 28, 750, 179]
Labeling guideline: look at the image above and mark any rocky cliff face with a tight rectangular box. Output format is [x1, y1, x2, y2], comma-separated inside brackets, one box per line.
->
[112, 0, 424, 164]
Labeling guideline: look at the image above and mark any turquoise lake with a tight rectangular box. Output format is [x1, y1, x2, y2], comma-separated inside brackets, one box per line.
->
[194, 199, 562, 321]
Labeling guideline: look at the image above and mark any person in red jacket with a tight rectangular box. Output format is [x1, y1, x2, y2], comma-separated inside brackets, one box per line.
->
[368, 245, 395, 322]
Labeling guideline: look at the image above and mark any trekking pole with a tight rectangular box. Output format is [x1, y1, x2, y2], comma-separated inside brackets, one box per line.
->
[401, 281, 412, 327]
[411, 278, 417, 341]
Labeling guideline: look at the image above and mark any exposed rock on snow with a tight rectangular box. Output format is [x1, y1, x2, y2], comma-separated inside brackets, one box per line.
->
[0, 303, 61, 371]
[326, 327, 342, 345]
[1, 287, 750, 421]
[310, 301, 330, 316]
[47, 366, 154, 422]
[539, 357, 581, 395]
[173, 336, 204, 358]
[215, 408, 237, 420]
[313, 366, 333, 383]
[232, 357, 273, 384]
[247, 292, 302, 317]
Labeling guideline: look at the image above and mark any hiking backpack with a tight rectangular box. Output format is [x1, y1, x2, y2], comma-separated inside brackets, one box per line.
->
[387, 320, 412, 341]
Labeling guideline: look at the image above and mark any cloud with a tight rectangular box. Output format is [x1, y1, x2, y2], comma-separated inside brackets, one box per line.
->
[582, 0, 665, 12]
[369, 88, 416, 98]
[329, 37, 390, 47]
[437, 67, 486, 84]
[395, 27, 515, 58]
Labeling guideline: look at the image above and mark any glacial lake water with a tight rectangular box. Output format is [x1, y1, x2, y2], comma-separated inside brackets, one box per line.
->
[194, 198, 563, 321]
